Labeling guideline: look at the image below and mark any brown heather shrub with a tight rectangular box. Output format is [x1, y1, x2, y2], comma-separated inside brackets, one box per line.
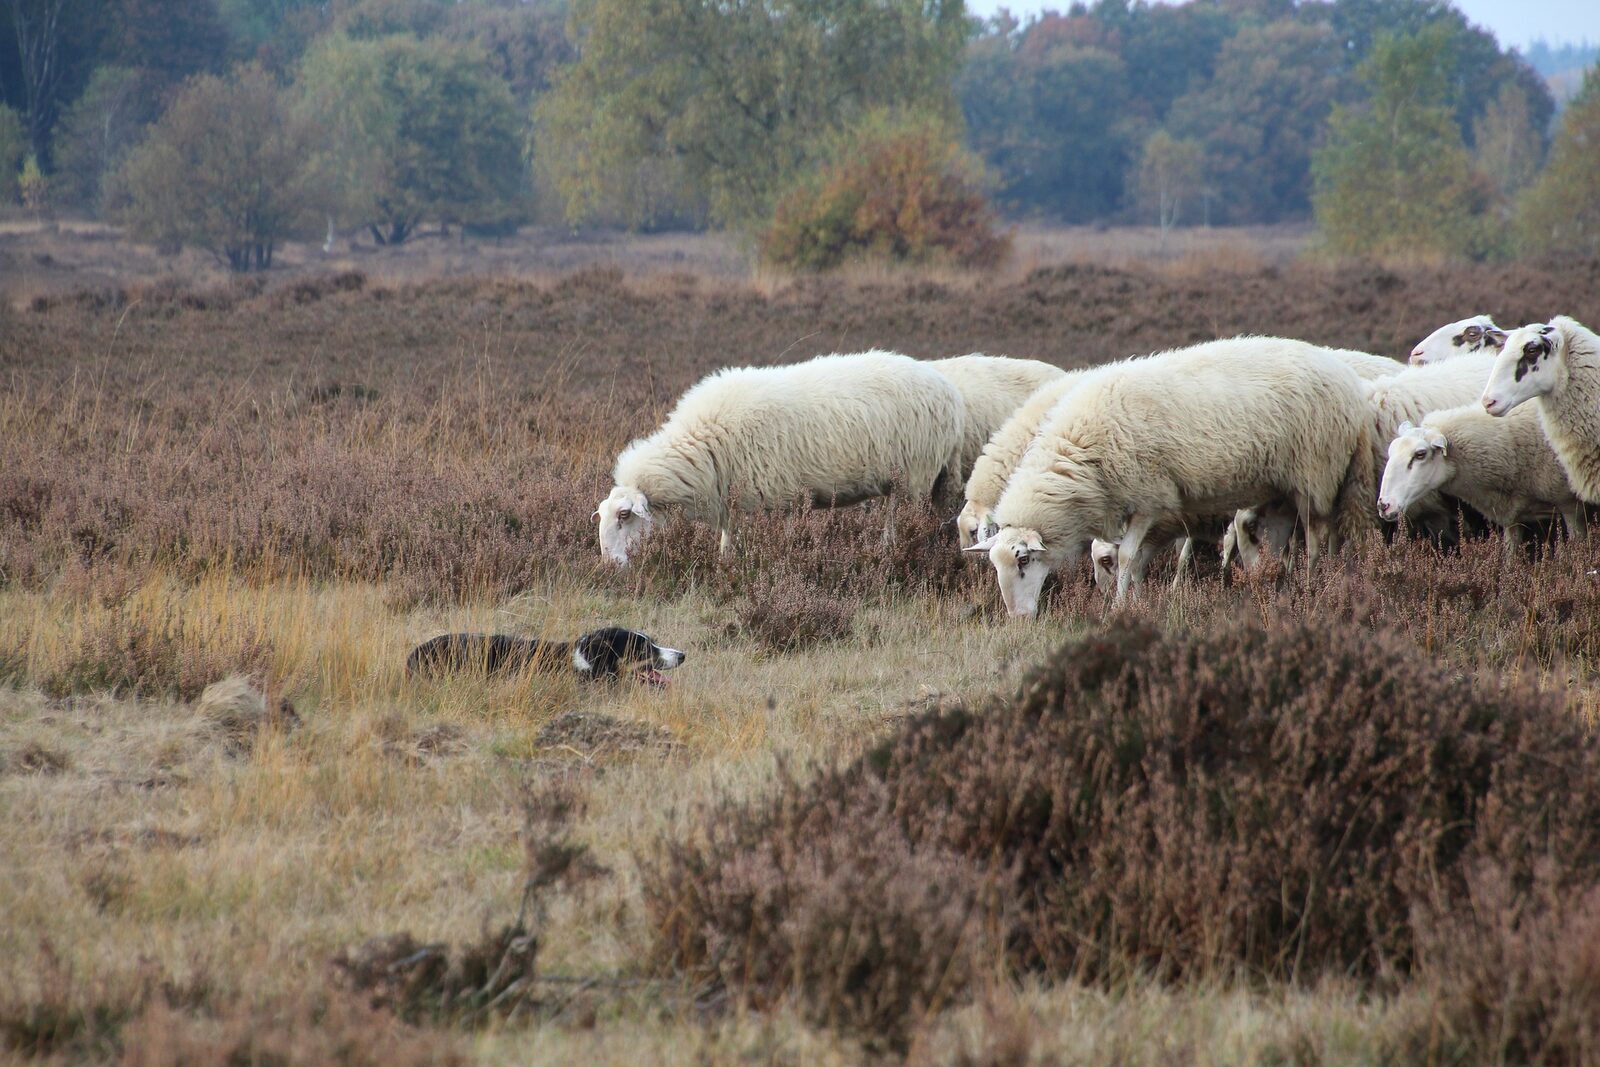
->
[643, 620, 1600, 1041]
[1410, 866, 1600, 1067]
[736, 572, 857, 652]
[762, 116, 1011, 272]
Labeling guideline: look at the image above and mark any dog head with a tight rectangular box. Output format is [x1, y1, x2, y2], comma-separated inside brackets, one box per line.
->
[572, 627, 686, 686]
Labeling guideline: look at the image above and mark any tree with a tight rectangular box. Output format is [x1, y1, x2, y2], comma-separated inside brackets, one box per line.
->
[1131, 129, 1204, 239]
[110, 0, 229, 92]
[1516, 70, 1600, 258]
[296, 33, 526, 245]
[3, 0, 109, 164]
[1166, 20, 1345, 222]
[1472, 81, 1543, 201]
[1312, 26, 1496, 259]
[117, 64, 312, 271]
[50, 65, 158, 212]
[0, 103, 23, 202]
[958, 37, 1132, 221]
[536, 0, 968, 229]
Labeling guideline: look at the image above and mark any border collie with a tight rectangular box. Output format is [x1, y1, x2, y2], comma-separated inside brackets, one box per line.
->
[405, 627, 686, 686]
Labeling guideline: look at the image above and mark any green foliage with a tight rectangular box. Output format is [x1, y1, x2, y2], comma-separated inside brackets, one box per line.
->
[0, 105, 24, 203]
[18, 154, 47, 211]
[116, 64, 312, 271]
[296, 33, 526, 244]
[1472, 82, 1544, 201]
[536, 0, 968, 230]
[1166, 20, 1345, 223]
[1516, 71, 1600, 258]
[49, 66, 158, 213]
[1130, 129, 1204, 235]
[1312, 26, 1499, 260]
[958, 39, 1132, 221]
[759, 112, 1010, 271]
[110, 0, 230, 91]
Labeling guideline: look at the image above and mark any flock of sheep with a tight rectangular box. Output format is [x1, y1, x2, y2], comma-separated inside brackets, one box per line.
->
[592, 314, 1600, 617]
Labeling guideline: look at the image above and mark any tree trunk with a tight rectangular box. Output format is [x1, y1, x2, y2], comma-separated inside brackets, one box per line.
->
[369, 223, 388, 246]
[10, 0, 68, 164]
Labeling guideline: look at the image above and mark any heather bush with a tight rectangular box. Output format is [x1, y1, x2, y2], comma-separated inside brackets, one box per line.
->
[643, 620, 1600, 1039]
[761, 114, 1011, 272]
[736, 572, 856, 652]
[1410, 866, 1600, 1066]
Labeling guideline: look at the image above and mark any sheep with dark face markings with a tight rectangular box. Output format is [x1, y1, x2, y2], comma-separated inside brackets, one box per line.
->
[1482, 316, 1600, 503]
[966, 337, 1374, 614]
[596, 351, 965, 565]
[1409, 314, 1506, 366]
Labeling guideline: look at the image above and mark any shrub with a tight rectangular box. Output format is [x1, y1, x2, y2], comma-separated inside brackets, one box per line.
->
[0, 105, 24, 204]
[761, 114, 1011, 272]
[643, 620, 1600, 1040]
[736, 572, 856, 652]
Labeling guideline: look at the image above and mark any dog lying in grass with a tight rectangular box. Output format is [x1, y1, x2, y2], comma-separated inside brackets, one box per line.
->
[405, 627, 686, 686]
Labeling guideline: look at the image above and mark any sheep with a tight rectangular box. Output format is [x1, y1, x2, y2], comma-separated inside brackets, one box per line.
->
[1329, 347, 1405, 381]
[956, 368, 1093, 548]
[1220, 501, 1299, 575]
[596, 350, 965, 565]
[1361, 353, 1499, 534]
[1482, 316, 1600, 503]
[930, 354, 1067, 484]
[1409, 314, 1505, 366]
[1090, 514, 1230, 593]
[1379, 405, 1587, 556]
[965, 337, 1374, 615]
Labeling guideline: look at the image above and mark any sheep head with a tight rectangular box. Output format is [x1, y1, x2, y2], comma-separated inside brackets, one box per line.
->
[1410, 314, 1504, 366]
[1483, 320, 1569, 416]
[595, 485, 653, 565]
[965, 526, 1053, 618]
[1378, 421, 1451, 522]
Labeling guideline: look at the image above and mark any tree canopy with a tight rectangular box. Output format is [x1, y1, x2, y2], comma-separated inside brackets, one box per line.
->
[536, 0, 968, 228]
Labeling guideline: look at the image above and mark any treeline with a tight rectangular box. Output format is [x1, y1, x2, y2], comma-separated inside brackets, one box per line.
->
[0, 0, 1595, 271]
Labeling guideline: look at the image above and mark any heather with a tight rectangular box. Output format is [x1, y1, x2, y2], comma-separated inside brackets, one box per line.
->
[4, 260, 1600, 1063]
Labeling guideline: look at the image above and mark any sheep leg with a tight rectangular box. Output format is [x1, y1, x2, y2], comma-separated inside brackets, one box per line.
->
[880, 491, 897, 547]
[719, 528, 734, 554]
[1114, 515, 1157, 604]
[1169, 536, 1194, 591]
[1561, 502, 1589, 541]
[1501, 523, 1523, 562]
[1298, 497, 1320, 578]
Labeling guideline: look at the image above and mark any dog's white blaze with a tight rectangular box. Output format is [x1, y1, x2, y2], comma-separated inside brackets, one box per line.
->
[572, 646, 592, 673]
[654, 645, 686, 668]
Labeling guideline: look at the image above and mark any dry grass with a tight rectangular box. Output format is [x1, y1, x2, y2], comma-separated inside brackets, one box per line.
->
[4, 255, 1600, 1060]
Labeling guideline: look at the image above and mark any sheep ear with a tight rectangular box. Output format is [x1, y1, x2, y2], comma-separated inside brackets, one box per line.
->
[1484, 328, 1507, 350]
[591, 509, 602, 523]
[1396, 420, 1416, 436]
[964, 534, 999, 553]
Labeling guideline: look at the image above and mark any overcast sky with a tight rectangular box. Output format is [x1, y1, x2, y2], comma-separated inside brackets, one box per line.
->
[964, 0, 1600, 51]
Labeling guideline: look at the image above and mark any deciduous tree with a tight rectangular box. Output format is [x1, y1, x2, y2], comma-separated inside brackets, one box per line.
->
[536, 0, 967, 229]
[1516, 70, 1600, 258]
[117, 64, 312, 271]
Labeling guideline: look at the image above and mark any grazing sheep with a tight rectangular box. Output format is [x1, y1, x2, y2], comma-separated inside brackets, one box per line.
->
[1089, 514, 1229, 593]
[1220, 502, 1299, 576]
[1379, 405, 1587, 555]
[1482, 317, 1600, 503]
[957, 368, 1094, 548]
[966, 337, 1374, 614]
[930, 354, 1067, 484]
[1409, 314, 1505, 366]
[1330, 347, 1405, 381]
[596, 351, 965, 565]
[1362, 353, 1498, 534]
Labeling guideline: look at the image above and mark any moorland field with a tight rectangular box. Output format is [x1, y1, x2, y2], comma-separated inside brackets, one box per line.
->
[5, 231, 1600, 1063]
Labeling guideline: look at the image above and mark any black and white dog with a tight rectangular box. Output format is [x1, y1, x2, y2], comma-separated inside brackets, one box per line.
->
[405, 627, 686, 686]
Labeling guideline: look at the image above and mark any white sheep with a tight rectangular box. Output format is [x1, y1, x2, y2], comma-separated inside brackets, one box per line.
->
[1219, 502, 1299, 575]
[1409, 314, 1505, 366]
[956, 369, 1093, 548]
[1330, 347, 1406, 381]
[930, 354, 1067, 482]
[1379, 405, 1587, 555]
[1362, 353, 1499, 533]
[596, 350, 965, 564]
[966, 337, 1374, 614]
[1482, 316, 1600, 503]
[1089, 514, 1228, 593]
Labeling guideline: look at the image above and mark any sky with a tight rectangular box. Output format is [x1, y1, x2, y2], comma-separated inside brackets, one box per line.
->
[963, 0, 1600, 51]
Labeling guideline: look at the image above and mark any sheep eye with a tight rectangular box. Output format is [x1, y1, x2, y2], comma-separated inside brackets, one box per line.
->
[1463, 326, 1481, 342]
[1414, 448, 1428, 461]
[1524, 341, 1544, 357]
